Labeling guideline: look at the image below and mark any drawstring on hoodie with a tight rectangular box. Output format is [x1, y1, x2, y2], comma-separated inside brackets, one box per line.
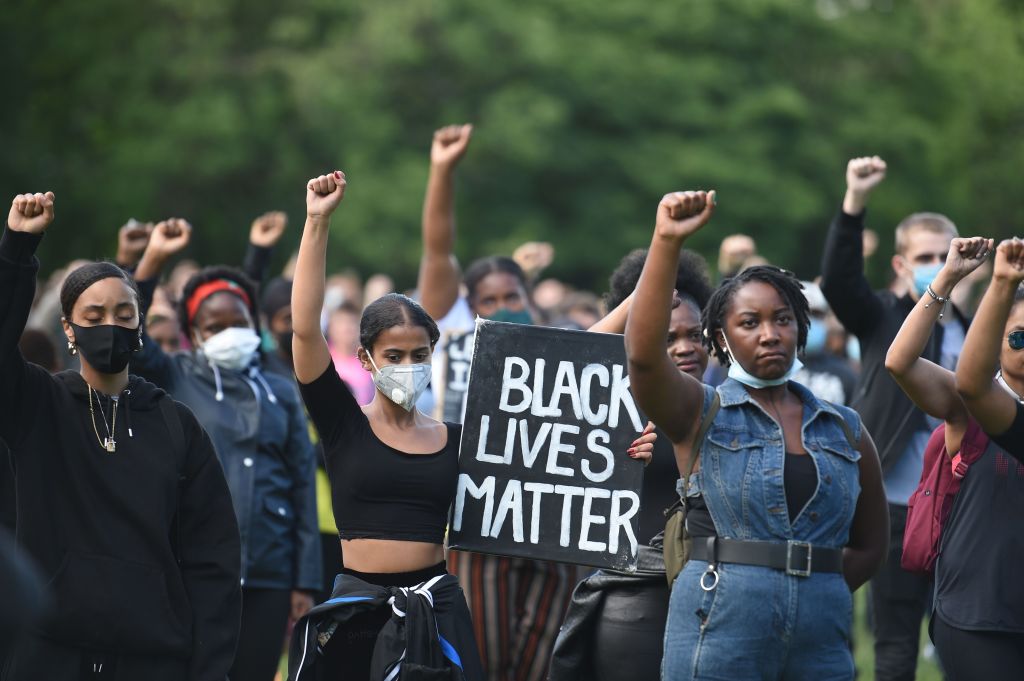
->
[248, 367, 278, 404]
[212, 363, 225, 402]
[124, 389, 133, 438]
[209, 360, 278, 405]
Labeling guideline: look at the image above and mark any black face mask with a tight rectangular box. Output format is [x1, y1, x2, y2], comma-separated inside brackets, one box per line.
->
[70, 323, 141, 374]
[275, 330, 294, 359]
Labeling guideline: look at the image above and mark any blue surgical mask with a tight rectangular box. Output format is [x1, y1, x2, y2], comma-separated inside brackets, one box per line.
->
[911, 263, 943, 298]
[487, 308, 533, 325]
[804, 318, 827, 355]
[846, 337, 861, 362]
[723, 336, 804, 389]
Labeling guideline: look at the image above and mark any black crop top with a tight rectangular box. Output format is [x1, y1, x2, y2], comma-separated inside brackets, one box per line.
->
[298, 364, 461, 543]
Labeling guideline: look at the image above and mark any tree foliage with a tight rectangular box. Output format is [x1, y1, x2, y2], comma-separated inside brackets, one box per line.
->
[2, 0, 1022, 291]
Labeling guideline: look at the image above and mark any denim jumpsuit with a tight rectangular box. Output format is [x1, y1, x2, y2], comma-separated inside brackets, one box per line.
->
[663, 379, 862, 681]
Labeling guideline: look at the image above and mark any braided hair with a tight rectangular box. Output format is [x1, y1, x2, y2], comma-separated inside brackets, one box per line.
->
[178, 266, 261, 340]
[60, 262, 141, 320]
[702, 266, 809, 366]
[606, 248, 713, 311]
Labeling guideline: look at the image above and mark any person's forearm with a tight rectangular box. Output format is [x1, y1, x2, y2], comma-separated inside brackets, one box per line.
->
[292, 217, 330, 340]
[842, 188, 868, 216]
[843, 547, 884, 591]
[885, 266, 960, 375]
[134, 250, 169, 282]
[958, 277, 1017, 398]
[422, 163, 456, 257]
[589, 293, 632, 334]
[625, 234, 683, 370]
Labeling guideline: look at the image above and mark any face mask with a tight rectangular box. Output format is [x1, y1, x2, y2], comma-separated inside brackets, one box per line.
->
[487, 308, 533, 325]
[804, 318, 827, 355]
[911, 262, 943, 298]
[722, 334, 804, 389]
[367, 356, 432, 411]
[200, 327, 261, 371]
[275, 330, 294, 358]
[846, 337, 861, 362]
[70, 323, 141, 374]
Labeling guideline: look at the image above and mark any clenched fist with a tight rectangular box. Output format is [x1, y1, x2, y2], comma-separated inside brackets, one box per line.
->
[8, 192, 55, 234]
[431, 124, 473, 168]
[147, 219, 193, 259]
[117, 219, 154, 266]
[655, 190, 716, 242]
[843, 156, 887, 214]
[306, 171, 346, 220]
[250, 211, 288, 248]
[993, 238, 1024, 284]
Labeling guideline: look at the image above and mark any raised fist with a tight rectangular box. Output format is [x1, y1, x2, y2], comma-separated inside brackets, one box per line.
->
[306, 171, 346, 219]
[993, 238, 1024, 284]
[8, 192, 55, 234]
[513, 241, 554, 280]
[146, 218, 193, 259]
[117, 219, 154, 266]
[250, 211, 288, 248]
[846, 156, 887, 196]
[943, 236, 993, 282]
[655, 190, 716, 242]
[431, 124, 473, 168]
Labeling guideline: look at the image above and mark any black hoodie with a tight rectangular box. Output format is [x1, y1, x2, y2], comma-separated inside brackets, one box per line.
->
[0, 228, 241, 680]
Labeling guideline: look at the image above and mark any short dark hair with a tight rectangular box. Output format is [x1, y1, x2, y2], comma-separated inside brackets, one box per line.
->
[702, 266, 809, 366]
[60, 262, 141, 320]
[261, 277, 293, 320]
[606, 248, 713, 310]
[464, 256, 528, 301]
[178, 266, 260, 339]
[360, 293, 440, 351]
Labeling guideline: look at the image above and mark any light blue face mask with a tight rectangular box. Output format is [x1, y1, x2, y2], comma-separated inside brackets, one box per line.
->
[804, 318, 827, 355]
[723, 336, 804, 389]
[487, 308, 533, 325]
[911, 262, 943, 298]
[846, 337, 861, 362]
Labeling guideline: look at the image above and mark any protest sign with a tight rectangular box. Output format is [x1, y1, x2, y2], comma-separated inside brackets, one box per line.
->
[449, 320, 646, 571]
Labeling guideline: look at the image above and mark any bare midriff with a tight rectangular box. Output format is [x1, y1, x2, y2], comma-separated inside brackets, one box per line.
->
[340, 538, 446, 573]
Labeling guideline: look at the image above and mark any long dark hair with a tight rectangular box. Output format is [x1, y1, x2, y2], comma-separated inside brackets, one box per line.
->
[360, 293, 440, 351]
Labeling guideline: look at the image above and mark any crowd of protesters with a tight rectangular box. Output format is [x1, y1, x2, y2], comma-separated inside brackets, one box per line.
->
[1, 125, 1022, 681]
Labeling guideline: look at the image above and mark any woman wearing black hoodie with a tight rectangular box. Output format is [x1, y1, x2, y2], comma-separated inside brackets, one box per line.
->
[0, 192, 241, 680]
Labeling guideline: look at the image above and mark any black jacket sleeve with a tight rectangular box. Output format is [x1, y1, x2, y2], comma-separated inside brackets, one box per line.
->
[283, 384, 323, 592]
[819, 208, 885, 340]
[129, 276, 178, 390]
[176, 403, 242, 681]
[242, 243, 273, 287]
[0, 228, 51, 449]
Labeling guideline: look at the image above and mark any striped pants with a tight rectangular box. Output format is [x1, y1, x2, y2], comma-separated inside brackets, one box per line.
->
[449, 551, 576, 681]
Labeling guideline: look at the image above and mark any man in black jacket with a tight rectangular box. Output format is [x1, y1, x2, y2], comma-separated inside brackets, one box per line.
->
[821, 156, 967, 681]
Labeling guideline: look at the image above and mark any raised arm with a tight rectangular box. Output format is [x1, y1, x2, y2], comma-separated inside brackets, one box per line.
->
[820, 157, 887, 338]
[292, 171, 346, 384]
[884, 237, 991, 449]
[956, 238, 1024, 436]
[0, 192, 55, 447]
[625, 191, 714, 445]
[842, 426, 888, 590]
[131, 220, 192, 387]
[243, 211, 287, 286]
[417, 124, 472, 320]
[589, 292, 634, 333]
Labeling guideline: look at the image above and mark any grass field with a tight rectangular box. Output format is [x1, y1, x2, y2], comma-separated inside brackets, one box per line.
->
[276, 587, 943, 679]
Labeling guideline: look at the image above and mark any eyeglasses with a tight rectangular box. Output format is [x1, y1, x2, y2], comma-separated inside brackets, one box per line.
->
[1008, 330, 1024, 350]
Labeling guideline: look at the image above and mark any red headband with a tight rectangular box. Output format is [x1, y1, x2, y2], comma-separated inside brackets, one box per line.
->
[186, 279, 251, 324]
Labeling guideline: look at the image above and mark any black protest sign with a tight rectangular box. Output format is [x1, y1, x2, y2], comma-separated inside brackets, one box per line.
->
[435, 329, 475, 423]
[449, 320, 646, 571]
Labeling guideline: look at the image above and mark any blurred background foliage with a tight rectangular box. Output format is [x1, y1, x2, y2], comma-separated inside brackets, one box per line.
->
[1, 0, 1022, 292]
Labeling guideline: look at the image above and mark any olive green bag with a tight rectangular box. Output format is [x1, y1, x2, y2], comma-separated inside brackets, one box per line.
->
[663, 392, 721, 587]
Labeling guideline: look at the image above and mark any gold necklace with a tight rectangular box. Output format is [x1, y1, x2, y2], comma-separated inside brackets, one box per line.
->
[88, 388, 118, 453]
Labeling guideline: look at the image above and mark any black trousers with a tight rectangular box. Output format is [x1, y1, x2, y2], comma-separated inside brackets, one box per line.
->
[933, 615, 1024, 681]
[870, 503, 932, 681]
[229, 587, 291, 681]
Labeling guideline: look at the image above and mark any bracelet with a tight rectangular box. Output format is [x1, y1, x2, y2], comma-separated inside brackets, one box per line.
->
[924, 284, 950, 319]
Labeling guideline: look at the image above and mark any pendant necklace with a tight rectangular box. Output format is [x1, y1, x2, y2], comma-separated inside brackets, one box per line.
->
[88, 387, 118, 452]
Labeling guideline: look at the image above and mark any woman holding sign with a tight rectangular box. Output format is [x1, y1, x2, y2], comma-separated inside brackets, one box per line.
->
[625, 191, 888, 679]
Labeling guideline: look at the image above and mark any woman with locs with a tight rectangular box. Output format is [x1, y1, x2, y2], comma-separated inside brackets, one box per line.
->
[130, 219, 321, 681]
[936, 237, 1024, 678]
[625, 190, 889, 679]
[0, 192, 241, 680]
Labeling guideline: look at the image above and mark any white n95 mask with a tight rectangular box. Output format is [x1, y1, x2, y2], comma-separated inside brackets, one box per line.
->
[367, 356, 432, 411]
[200, 327, 261, 371]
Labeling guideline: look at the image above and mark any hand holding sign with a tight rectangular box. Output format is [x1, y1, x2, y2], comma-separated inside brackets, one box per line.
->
[655, 190, 716, 243]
